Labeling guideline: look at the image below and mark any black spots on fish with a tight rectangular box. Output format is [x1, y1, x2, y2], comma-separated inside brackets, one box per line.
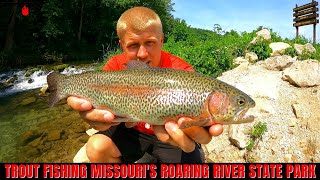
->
[227, 107, 235, 118]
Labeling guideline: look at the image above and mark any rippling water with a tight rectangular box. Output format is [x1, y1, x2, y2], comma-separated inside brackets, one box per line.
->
[0, 65, 95, 162]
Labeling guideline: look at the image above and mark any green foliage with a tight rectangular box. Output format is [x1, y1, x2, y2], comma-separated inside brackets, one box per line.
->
[42, 51, 63, 64]
[0, 0, 174, 68]
[162, 19, 256, 77]
[2, 0, 320, 71]
[283, 47, 297, 57]
[288, 35, 309, 44]
[41, 0, 66, 39]
[269, 28, 283, 43]
[247, 38, 272, 60]
[246, 121, 267, 151]
[246, 140, 255, 151]
[298, 49, 316, 60]
[251, 121, 267, 138]
[311, 44, 320, 61]
[0, 51, 11, 71]
[169, 19, 190, 42]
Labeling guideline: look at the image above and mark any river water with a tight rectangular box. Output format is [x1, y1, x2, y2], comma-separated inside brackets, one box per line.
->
[0, 64, 96, 162]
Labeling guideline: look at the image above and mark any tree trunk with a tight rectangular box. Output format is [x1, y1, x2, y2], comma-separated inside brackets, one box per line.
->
[4, 0, 18, 51]
[77, 2, 84, 42]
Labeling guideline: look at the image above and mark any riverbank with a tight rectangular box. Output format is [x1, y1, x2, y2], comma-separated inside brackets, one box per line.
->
[0, 63, 96, 162]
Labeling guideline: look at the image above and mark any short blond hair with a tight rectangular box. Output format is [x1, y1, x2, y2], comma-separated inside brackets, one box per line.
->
[117, 6, 163, 40]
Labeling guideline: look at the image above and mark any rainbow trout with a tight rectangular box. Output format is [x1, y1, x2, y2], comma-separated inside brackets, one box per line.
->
[47, 60, 255, 128]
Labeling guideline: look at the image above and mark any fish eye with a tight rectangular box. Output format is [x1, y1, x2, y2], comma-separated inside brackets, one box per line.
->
[237, 96, 246, 106]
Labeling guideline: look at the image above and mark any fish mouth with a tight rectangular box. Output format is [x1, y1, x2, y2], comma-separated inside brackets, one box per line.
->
[234, 108, 255, 124]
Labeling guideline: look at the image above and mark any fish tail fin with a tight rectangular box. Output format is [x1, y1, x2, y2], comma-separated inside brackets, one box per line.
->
[47, 72, 67, 107]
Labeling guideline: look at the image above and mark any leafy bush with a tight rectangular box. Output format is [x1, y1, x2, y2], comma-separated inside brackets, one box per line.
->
[283, 47, 298, 57]
[298, 49, 316, 60]
[246, 121, 267, 151]
[247, 38, 272, 60]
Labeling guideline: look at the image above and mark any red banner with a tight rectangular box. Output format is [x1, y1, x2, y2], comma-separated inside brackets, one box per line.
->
[0, 163, 319, 179]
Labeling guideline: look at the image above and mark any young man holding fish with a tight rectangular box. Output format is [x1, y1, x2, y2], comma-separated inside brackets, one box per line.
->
[67, 7, 224, 163]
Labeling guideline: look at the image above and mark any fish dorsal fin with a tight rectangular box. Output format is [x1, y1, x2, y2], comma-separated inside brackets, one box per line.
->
[125, 60, 150, 69]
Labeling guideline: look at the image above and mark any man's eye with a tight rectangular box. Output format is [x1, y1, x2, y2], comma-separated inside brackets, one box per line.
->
[146, 41, 154, 46]
[128, 44, 138, 48]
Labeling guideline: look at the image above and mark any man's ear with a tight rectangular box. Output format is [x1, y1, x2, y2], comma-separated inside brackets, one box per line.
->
[119, 39, 124, 50]
[160, 33, 164, 45]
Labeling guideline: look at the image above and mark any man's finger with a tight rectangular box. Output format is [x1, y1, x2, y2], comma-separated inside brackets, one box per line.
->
[79, 109, 115, 123]
[87, 121, 119, 131]
[164, 121, 195, 153]
[182, 126, 212, 144]
[208, 124, 224, 137]
[67, 96, 92, 111]
[153, 125, 178, 147]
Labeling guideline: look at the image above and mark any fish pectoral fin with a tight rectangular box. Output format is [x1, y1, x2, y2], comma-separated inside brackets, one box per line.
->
[177, 117, 210, 129]
[112, 117, 139, 128]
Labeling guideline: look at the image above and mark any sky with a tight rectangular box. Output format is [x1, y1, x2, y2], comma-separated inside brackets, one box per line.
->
[171, 0, 319, 42]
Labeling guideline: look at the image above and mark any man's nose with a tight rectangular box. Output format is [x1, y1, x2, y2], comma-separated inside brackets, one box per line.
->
[137, 45, 148, 59]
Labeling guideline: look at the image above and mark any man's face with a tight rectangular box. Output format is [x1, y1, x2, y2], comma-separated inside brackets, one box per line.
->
[119, 25, 164, 67]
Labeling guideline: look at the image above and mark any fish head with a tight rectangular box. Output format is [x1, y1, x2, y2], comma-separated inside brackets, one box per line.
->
[207, 88, 255, 125]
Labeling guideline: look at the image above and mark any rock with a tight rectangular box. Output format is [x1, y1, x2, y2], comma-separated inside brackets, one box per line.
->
[26, 148, 41, 157]
[29, 136, 44, 147]
[72, 123, 87, 133]
[269, 42, 291, 56]
[250, 29, 271, 44]
[39, 85, 49, 96]
[37, 144, 52, 153]
[24, 68, 40, 77]
[289, 118, 297, 127]
[20, 97, 37, 106]
[229, 124, 250, 149]
[47, 130, 63, 141]
[282, 60, 320, 87]
[2, 75, 18, 86]
[291, 102, 311, 119]
[27, 78, 34, 84]
[263, 55, 296, 71]
[77, 134, 89, 143]
[294, 43, 316, 55]
[20, 130, 43, 146]
[204, 58, 320, 163]
[73, 143, 90, 163]
[285, 154, 293, 162]
[234, 57, 248, 66]
[245, 52, 259, 63]
[86, 128, 98, 136]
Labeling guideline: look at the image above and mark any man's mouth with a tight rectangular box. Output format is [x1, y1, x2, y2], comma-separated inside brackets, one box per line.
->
[137, 59, 151, 65]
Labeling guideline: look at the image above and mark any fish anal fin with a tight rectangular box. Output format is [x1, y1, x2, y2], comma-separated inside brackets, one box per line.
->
[125, 122, 139, 128]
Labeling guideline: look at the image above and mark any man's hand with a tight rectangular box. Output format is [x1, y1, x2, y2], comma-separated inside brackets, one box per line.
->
[153, 118, 223, 153]
[67, 96, 120, 131]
